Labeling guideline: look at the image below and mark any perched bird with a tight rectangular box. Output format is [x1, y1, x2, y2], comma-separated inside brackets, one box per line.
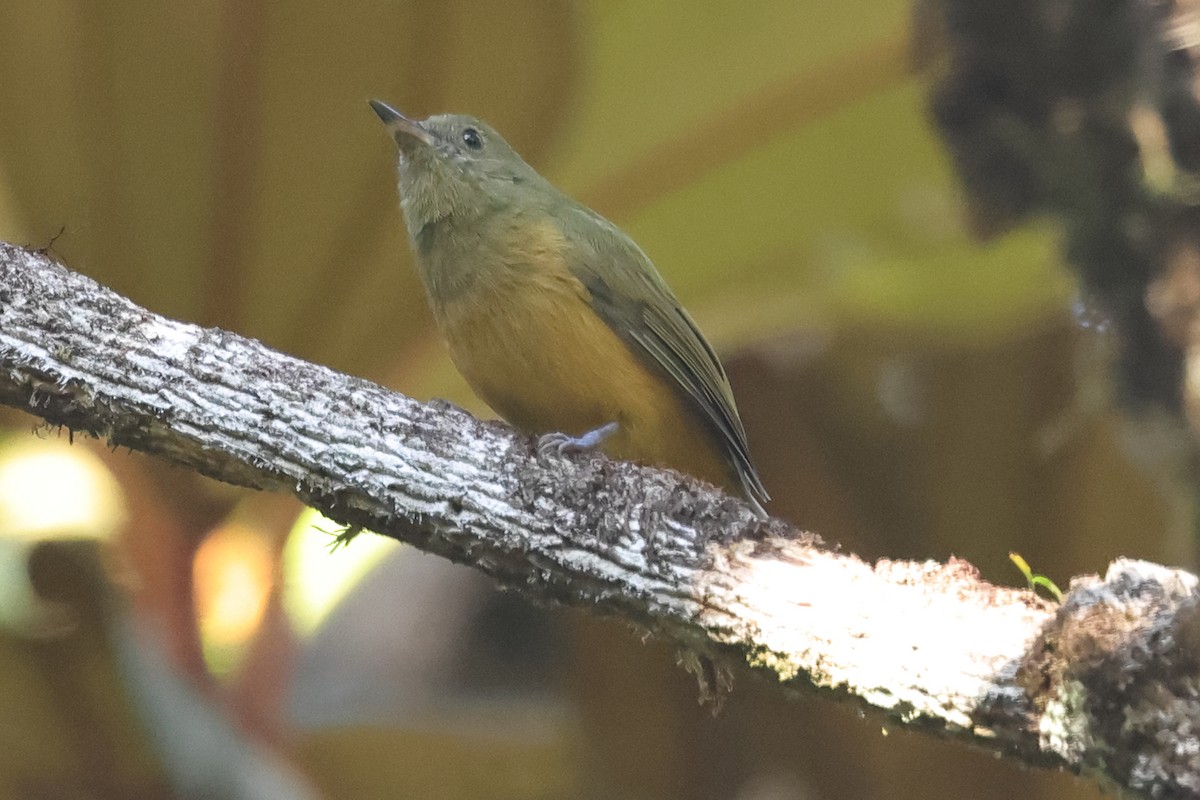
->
[370, 100, 769, 516]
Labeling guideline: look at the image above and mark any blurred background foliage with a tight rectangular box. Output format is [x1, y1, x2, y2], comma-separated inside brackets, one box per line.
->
[0, 1, 1187, 799]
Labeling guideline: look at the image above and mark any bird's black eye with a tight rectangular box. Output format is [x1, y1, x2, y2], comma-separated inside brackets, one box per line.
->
[462, 127, 483, 150]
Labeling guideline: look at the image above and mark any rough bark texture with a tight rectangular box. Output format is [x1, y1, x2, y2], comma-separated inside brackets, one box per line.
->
[916, 8, 1200, 791]
[1, 242, 1199, 796]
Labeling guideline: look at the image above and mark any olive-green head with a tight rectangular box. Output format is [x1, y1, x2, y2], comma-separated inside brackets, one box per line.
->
[369, 99, 545, 241]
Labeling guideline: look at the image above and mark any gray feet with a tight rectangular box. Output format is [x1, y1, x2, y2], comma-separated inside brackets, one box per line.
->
[537, 421, 618, 458]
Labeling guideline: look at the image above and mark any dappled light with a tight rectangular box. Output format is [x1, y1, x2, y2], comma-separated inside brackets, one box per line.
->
[0, 2, 1189, 798]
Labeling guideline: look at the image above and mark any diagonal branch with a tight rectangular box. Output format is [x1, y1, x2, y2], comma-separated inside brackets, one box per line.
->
[0, 242, 1197, 797]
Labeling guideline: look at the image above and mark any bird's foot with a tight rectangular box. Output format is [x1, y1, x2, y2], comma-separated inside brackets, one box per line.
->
[537, 421, 618, 458]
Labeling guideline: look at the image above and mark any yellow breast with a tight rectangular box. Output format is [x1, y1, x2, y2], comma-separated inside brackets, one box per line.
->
[427, 219, 734, 492]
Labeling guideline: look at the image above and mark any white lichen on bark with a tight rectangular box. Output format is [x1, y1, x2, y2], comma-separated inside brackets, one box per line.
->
[1, 242, 1199, 797]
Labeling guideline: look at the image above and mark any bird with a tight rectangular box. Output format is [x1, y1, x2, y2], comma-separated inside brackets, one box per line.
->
[370, 99, 769, 517]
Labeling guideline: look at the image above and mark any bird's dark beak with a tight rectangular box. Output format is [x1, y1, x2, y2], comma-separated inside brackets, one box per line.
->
[369, 99, 435, 147]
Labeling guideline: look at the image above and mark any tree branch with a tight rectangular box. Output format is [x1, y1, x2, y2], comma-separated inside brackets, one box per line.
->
[1, 242, 1198, 797]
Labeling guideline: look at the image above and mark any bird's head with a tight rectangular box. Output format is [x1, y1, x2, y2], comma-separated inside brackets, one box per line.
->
[370, 100, 544, 238]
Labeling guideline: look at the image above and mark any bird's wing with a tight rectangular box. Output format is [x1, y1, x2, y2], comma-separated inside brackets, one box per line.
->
[559, 205, 769, 507]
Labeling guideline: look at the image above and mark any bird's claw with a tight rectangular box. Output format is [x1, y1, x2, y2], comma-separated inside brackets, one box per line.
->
[537, 421, 619, 458]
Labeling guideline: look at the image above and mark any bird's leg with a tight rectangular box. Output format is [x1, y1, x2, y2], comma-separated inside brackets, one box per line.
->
[537, 421, 619, 458]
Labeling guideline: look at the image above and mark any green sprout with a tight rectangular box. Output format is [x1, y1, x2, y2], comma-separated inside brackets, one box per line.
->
[320, 524, 364, 552]
[1009, 552, 1063, 602]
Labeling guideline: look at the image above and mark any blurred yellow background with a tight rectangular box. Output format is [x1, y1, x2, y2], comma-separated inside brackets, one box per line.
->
[0, 2, 1185, 799]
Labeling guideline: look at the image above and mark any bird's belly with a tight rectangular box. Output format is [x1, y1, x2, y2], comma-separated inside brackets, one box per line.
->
[442, 277, 654, 434]
[437, 277, 732, 489]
